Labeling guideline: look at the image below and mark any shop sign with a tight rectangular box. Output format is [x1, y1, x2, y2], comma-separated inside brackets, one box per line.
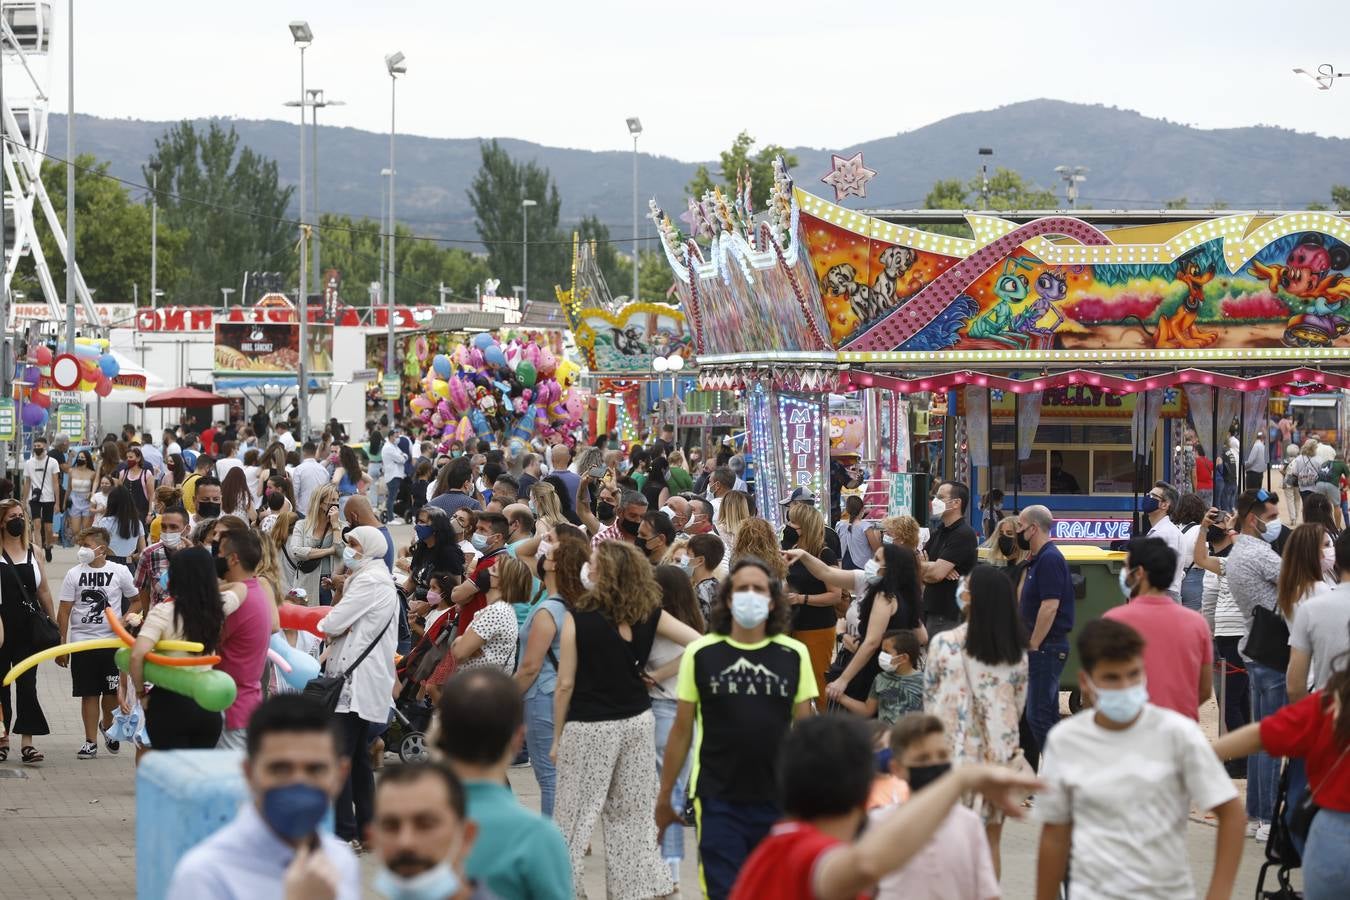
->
[381, 374, 401, 400]
[888, 473, 914, 517]
[137, 307, 214, 332]
[0, 400, 13, 440]
[10, 303, 135, 328]
[677, 413, 706, 428]
[214, 323, 333, 376]
[351, 368, 378, 384]
[967, 386, 1186, 420]
[1051, 517, 1132, 543]
[55, 404, 84, 441]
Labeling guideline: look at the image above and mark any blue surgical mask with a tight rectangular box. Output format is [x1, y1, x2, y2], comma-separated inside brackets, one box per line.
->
[373, 862, 461, 900]
[414, 523, 433, 542]
[1262, 517, 1282, 543]
[731, 590, 770, 628]
[470, 532, 489, 551]
[259, 783, 330, 842]
[874, 747, 893, 774]
[342, 547, 360, 567]
[158, 570, 170, 593]
[1090, 677, 1149, 724]
[675, 557, 693, 574]
[1141, 495, 1160, 515]
[863, 559, 882, 585]
[1118, 568, 1134, 598]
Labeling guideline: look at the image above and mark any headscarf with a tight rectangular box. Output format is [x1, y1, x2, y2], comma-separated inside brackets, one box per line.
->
[346, 525, 389, 570]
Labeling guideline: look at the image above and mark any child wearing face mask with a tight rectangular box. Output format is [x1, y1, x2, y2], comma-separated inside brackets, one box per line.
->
[869, 713, 999, 900]
[55, 527, 139, 759]
[835, 630, 924, 724]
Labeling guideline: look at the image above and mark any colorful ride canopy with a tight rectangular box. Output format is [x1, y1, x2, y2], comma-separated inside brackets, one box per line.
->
[652, 160, 1350, 368]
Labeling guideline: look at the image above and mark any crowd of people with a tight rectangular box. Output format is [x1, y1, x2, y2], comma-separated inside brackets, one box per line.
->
[0, 410, 1348, 898]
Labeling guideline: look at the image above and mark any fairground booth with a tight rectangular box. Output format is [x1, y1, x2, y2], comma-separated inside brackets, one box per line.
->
[652, 158, 1350, 539]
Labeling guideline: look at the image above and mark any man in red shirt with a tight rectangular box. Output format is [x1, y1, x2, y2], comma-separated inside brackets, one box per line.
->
[449, 512, 510, 623]
[729, 716, 1039, 900]
[1104, 536, 1212, 718]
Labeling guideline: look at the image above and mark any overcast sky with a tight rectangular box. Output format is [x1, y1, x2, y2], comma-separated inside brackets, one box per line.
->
[36, 0, 1350, 161]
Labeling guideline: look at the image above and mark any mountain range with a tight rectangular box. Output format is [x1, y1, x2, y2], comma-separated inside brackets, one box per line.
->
[46, 99, 1350, 245]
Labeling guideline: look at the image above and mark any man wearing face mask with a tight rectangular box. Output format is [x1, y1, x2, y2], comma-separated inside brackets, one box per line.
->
[133, 506, 192, 613]
[589, 490, 648, 549]
[214, 524, 278, 751]
[1015, 504, 1075, 759]
[450, 513, 511, 622]
[369, 763, 499, 900]
[919, 481, 978, 638]
[1140, 481, 1185, 602]
[1035, 619, 1243, 900]
[192, 476, 224, 528]
[1103, 537, 1213, 719]
[167, 695, 361, 900]
[656, 557, 817, 899]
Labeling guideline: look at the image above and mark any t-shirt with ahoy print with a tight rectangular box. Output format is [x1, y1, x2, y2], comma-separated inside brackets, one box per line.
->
[59, 563, 137, 641]
[677, 633, 817, 805]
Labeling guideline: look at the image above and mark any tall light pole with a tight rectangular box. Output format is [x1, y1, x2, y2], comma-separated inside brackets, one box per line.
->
[380, 168, 390, 308]
[220, 287, 235, 308]
[289, 20, 312, 439]
[385, 52, 405, 392]
[626, 117, 642, 300]
[977, 147, 993, 210]
[1054, 165, 1088, 209]
[521, 198, 537, 304]
[149, 159, 161, 310]
[286, 88, 346, 303]
[65, 0, 75, 348]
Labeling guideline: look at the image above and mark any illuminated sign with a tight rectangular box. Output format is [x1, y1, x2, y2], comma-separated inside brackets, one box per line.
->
[1051, 517, 1133, 543]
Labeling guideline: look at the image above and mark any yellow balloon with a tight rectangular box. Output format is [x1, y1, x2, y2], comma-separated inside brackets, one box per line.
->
[433, 379, 451, 399]
[555, 359, 579, 388]
[2, 636, 206, 685]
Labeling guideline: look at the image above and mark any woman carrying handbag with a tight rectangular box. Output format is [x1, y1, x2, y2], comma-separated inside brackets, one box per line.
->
[0, 499, 58, 764]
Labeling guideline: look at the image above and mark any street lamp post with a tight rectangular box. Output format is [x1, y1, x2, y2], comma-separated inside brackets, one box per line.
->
[379, 168, 390, 309]
[286, 89, 346, 303]
[977, 147, 993, 210]
[626, 117, 642, 300]
[1054, 165, 1089, 209]
[384, 52, 405, 398]
[220, 287, 235, 308]
[65, 0, 75, 349]
[289, 20, 313, 440]
[521, 198, 537, 304]
[149, 159, 161, 312]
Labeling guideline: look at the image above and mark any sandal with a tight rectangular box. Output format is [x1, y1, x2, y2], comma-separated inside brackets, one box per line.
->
[21, 746, 43, 765]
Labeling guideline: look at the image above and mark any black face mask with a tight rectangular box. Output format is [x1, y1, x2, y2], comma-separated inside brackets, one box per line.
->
[907, 761, 952, 792]
[781, 528, 799, 550]
[215, 553, 231, 580]
[197, 501, 221, 519]
[997, 535, 1016, 556]
[597, 501, 615, 522]
[619, 517, 642, 537]
[1207, 525, 1228, 546]
[5, 518, 24, 537]
[1016, 531, 1032, 552]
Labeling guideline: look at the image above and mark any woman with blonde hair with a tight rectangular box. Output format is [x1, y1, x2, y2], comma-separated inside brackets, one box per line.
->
[875, 513, 922, 551]
[783, 501, 841, 710]
[983, 515, 1027, 587]
[732, 518, 788, 581]
[552, 540, 700, 898]
[717, 489, 751, 544]
[285, 483, 342, 605]
[529, 481, 567, 531]
[665, 449, 694, 495]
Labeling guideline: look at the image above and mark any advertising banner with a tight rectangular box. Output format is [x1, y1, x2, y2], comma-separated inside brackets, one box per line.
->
[55, 404, 85, 441]
[214, 323, 333, 376]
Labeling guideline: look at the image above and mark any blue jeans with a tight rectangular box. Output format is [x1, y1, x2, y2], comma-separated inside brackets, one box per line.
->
[386, 477, 403, 521]
[523, 691, 557, 817]
[1246, 660, 1287, 821]
[1027, 644, 1068, 755]
[1305, 808, 1350, 899]
[652, 697, 689, 862]
[695, 796, 779, 900]
[1179, 565, 1204, 612]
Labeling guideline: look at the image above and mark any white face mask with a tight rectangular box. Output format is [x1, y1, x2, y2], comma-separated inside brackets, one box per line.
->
[931, 497, 947, 518]
[580, 562, 595, 591]
[731, 590, 770, 628]
[877, 651, 897, 672]
[77, 546, 96, 565]
[161, 531, 183, 548]
[863, 558, 882, 584]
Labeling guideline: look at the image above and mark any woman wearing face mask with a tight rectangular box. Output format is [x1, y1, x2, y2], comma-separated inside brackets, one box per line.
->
[1191, 510, 1250, 775]
[119, 446, 154, 524]
[835, 495, 873, 571]
[317, 525, 400, 847]
[67, 450, 97, 538]
[286, 484, 343, 607]
[983, 516, 1027, 577]
[653, 556, 818, 900]
[1302, 491, 1340, 578]
[0, 499, 56, 763]
[89, 475, 113, 520]
[1173, 493, 1209, 613]
[827, 544, 925, 708]
[451, 556, 522, 672]
[780, 503, 841, 711]
[551, 541, 700, 898]
[130, 547, 231, 750]
[923, 564, 1029, 876]
[515, 537, 588, 816]
[96, 484, 146, 567]
[405, 507, 465, 608]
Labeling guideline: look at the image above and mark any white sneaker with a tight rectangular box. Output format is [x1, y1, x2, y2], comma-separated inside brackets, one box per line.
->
[1246, 820, 1261, 837]
[389, 517, 405, 526]
[76, 741, 97, 759]
[1254, 822, 1271, 843]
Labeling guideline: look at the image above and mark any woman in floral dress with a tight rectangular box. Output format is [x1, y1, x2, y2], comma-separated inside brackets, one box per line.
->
[924, 563, 1029, 876]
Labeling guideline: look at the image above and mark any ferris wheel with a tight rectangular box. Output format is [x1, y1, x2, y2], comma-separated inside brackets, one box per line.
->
[1, 1, 97, 325]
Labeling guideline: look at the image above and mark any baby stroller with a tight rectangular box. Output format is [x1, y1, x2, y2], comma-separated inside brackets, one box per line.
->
[385, 688, 434, 762]
[1255, 760, 1303, 900]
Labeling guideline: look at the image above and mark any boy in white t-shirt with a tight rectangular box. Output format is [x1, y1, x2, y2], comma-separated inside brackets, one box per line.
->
[56, 527, 139, 759]
[1035, 619, 1244, 900]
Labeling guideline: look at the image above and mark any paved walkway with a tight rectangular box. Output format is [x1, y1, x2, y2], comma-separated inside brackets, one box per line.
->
[0, 544, 1293, 897]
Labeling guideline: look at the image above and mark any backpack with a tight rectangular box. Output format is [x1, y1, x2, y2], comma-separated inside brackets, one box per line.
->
[1219, 449, 1236, 485]
[1296, 456, 1319, 489]
[1317, 460, 1338, 485]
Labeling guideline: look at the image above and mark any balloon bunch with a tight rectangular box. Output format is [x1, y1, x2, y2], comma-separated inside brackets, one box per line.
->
[407, 332, 585, 453]
[22, 339, 121, 428]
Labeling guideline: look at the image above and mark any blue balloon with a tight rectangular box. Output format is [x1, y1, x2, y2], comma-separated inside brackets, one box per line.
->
[99, 354, 120, 378]
[472, 333, 495, 350]
[484, 345, 506, 368]
[432, 354, 452, 378]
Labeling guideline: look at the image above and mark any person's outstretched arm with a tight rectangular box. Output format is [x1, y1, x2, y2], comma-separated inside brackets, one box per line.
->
[1205, 797, 1244, 900]
[1035, 823, 1072, 900]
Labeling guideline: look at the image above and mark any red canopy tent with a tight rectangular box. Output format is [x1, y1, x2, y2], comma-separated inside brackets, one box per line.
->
[143, 387, 230, 408]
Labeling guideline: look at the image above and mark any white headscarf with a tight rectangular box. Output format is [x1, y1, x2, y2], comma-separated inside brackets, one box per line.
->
[346, 525, 388, 570]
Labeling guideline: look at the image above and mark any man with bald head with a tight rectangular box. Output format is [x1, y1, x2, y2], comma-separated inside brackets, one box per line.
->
[661, 495, 691, 533]
[1015, 504, 1075, 758]
[549, 445, 580, 513]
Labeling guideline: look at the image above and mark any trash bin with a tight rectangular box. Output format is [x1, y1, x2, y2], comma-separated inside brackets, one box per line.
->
[1057, 546, 1128, 708]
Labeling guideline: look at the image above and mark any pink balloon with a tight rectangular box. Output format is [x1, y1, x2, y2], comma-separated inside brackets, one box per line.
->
[537, 349, 557, 377]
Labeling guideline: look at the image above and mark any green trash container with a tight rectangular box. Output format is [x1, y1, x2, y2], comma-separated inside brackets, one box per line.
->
[1057, 546, 1129, 710]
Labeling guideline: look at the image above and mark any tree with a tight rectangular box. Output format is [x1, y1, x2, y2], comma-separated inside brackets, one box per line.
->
[1164, 197, 1189, 209]
[920, 168, 1056, 237]
[317, 214, 492, 304]
[13, 154, 185, 303]
[145, 121, 294, 305]
[686, 131, 799, 209]
[467, 140, 567, 302]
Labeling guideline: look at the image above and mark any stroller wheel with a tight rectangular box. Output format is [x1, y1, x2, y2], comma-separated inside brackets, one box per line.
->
[399, 731, 429, 763]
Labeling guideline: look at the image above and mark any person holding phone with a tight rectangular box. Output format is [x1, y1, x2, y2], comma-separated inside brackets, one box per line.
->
[287, 484, 343, 606]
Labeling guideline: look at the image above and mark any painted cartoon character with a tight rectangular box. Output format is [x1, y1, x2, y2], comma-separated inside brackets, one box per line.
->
[967, 264, 1033, 348]
[824, 263, 881, 324]
[1251, 234, 1350, 347]
[612, 326, 648, 356]
[1016, 270, 1069, 348]
[871, 246, 918, 310]
[1160, 255, 1219, 349]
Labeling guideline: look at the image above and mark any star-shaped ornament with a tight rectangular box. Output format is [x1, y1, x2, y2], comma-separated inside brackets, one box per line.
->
[820, 152, 876, 202]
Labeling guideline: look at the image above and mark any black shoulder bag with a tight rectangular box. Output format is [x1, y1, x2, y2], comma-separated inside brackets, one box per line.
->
[3, 549, 61, 651]
[303, 614, 394, 713]
[1245, 605, 1291, 672]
